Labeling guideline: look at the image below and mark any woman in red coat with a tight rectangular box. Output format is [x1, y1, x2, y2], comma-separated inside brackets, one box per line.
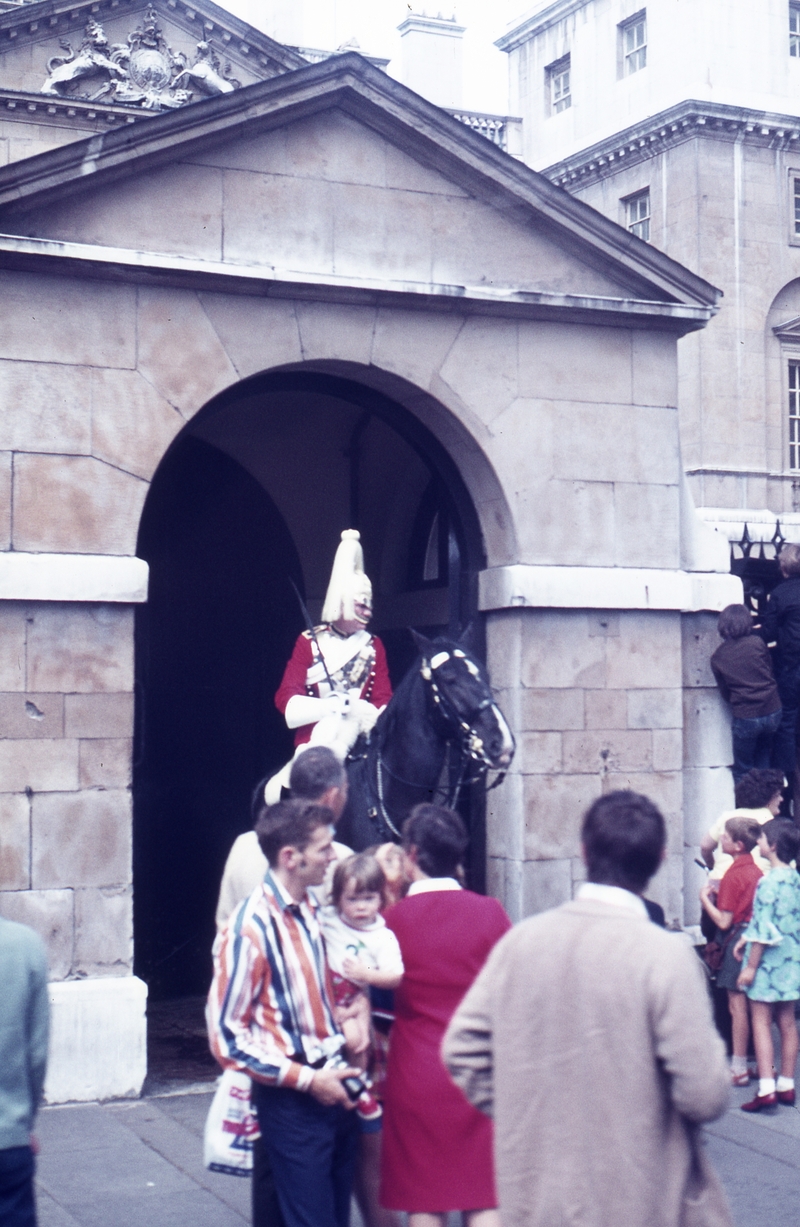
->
[380, 805, 511, 1227]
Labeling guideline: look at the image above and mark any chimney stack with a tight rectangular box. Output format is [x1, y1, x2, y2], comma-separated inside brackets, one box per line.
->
[397, 11, 465, 109]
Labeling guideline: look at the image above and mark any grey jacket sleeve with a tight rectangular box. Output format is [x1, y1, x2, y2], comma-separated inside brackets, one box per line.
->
[442, 953, 496, 1117]
[651, 936, 729, 1124]
[27, 936, 50, 1119]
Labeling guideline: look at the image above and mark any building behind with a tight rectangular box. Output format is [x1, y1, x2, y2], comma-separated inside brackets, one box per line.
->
[499, 0, 800, 531]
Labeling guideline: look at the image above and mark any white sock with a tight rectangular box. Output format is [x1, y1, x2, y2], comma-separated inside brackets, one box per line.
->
[731, 1056, 748, 1075]
[777, 1076, 795, 1092]
[759, 1077, 776, 1096]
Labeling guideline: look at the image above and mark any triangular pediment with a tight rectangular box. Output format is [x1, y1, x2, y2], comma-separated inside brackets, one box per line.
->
[0, 0, 303, 107]
[0, 53, 720, 322]
[773, 316, 800, 339]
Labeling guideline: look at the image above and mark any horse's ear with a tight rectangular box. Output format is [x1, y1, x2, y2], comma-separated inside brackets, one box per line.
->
[457, 620, 483, 657]
[410, 628, 434, 656]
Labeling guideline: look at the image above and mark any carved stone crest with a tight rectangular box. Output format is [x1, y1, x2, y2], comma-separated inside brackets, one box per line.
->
[40, 6, 239, 111]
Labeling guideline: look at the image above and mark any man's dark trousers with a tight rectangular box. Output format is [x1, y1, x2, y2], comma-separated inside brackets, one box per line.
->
[253, 1084, 358, 1227]
[252, 1135, 284, 1227]
[0, 1146, 36, 1227]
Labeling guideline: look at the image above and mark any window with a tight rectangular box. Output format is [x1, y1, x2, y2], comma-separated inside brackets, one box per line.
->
[791, 3, 800, 56]
[790, 361, 800, 470]
[621, 11, 647, 74]
[794, 176, 800, 236]
[547, 55, 571, 114]
[624, 189, 650, 241]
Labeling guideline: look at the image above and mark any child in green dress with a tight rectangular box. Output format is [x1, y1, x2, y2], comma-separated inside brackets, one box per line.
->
[735, 819, 800, 1111]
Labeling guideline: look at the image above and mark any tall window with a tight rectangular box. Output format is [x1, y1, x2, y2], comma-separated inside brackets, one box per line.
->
[794, 176, 800, 236]
[791, 3, 800, 56]
[790, 362, 800, 470]
[621, 11, 647, 74]
[624, 189, 650, 241]
[547, 55, 571, 114]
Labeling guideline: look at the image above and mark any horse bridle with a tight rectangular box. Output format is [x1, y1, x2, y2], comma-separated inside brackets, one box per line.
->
[368, 650, 508, 838]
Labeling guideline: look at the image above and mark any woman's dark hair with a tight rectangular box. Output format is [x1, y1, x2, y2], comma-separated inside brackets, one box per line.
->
[402, 804, 468, 878]
[761, 818, 800, 866]
[717, 604, 753, 640]
[581, 790, 666, 894]
[255, 799, 333, 868]
[332, 852, 386, 908]
[734, 768, 785, 810]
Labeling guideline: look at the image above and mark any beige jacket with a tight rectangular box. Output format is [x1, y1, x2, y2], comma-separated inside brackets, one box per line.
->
[443, 899, 730, 1227]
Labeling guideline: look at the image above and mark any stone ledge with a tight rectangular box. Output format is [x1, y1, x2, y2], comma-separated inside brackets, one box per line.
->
[45, 976, 147, 1103]
[0, 554, 148, 603]
[479, 565, 742, 613]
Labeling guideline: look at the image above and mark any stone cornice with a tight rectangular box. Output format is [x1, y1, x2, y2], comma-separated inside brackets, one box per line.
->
[495, 0, 587, 53]
[0, 84, 147, 125]
[0, 0, 307, 75]
[0, 231, 716, 335]
[0, 53, 721, 313]
[478, 564, 741, 613]
[0, 551, 148, 601]
[542, 99, 800, 189]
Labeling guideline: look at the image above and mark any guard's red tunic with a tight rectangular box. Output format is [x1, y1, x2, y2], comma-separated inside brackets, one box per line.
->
[275, 629, 393, 746]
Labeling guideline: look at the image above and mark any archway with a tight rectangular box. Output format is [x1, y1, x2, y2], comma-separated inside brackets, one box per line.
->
[133, 368, 487, 1002]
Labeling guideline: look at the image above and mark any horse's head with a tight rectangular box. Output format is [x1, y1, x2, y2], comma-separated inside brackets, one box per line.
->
[411, 630, 515, 772]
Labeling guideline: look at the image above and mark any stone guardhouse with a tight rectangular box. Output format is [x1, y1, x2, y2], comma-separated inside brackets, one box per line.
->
[0, 0, 741, 1101]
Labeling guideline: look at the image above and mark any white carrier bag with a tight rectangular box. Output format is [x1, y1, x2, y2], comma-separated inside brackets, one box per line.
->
[203, 1068, 261, 1177]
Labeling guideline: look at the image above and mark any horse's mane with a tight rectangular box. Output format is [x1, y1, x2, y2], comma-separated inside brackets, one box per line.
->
[377, 634, 463, 743]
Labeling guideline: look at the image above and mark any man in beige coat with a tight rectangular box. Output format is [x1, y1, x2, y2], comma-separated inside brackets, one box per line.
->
[443, 790, 731, 1227]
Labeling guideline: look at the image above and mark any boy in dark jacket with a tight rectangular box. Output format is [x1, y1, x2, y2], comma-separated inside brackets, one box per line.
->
[711, 603, 781, 783]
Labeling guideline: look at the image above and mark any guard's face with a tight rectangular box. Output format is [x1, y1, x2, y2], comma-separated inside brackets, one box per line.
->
[353, 591, 372, 626]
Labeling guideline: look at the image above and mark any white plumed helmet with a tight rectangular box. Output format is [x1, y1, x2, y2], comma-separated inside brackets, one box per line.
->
[321, 530, 373, 624]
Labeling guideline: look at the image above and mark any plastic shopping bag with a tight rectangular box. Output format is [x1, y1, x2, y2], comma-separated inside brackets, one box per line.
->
[203, 1068, 261, 1177]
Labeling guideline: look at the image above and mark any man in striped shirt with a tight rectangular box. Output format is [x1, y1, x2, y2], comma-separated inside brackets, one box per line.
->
[208, 799, 358, 1227]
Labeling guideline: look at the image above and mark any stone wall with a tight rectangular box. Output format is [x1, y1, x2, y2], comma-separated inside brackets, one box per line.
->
[486, 607, 686, 925]
[0, 601, 134, 980]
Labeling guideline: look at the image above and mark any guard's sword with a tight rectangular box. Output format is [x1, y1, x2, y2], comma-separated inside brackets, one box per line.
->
[288, 576, 338, 696]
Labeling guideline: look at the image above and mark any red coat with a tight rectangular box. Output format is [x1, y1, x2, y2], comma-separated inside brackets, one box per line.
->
[275, 629, 392, 746]
[380, 889, 511, 1212]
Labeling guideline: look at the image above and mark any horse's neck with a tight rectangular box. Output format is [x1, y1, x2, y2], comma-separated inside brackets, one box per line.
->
[380, 670, 446, 790]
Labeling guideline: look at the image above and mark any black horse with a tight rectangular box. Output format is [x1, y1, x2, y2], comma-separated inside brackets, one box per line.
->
[336, 630, 515, 852]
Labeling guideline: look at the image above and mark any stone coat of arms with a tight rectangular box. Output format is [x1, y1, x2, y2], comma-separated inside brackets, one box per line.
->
[41, 6, 239, 111]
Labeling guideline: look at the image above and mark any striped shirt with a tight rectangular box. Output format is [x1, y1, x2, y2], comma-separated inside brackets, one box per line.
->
[208, 869, 341, 1091]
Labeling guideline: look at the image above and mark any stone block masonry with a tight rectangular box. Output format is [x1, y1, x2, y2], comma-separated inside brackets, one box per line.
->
[486, 606, 693, 927]
[0, 602, 134, 974]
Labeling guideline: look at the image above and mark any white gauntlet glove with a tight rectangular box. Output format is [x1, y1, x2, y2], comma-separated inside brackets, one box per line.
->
[284, 692, 349, 729]
[352, 699, 379, 734]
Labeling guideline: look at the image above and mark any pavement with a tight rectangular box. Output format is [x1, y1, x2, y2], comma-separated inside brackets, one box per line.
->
[32, 1077, 800, 1227]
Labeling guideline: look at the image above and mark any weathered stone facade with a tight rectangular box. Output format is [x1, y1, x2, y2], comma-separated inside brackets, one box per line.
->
[0, 0, 740, 1100]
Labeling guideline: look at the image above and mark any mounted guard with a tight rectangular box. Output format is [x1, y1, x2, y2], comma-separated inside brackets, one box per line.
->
[266, 530, 393, 801]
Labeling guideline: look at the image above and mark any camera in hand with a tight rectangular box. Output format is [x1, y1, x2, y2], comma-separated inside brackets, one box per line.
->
[324, 1051, 369, 1102]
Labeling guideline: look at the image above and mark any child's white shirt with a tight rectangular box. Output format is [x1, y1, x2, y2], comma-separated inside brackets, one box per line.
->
[319, 907, 404, 985]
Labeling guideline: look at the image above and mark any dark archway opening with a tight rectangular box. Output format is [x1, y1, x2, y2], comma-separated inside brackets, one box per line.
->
[133, 369, 486, 1010]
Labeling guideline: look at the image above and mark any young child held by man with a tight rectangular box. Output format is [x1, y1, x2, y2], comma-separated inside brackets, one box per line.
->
[320, 852, 404, 1125]
[700, 816, 763, 1085]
